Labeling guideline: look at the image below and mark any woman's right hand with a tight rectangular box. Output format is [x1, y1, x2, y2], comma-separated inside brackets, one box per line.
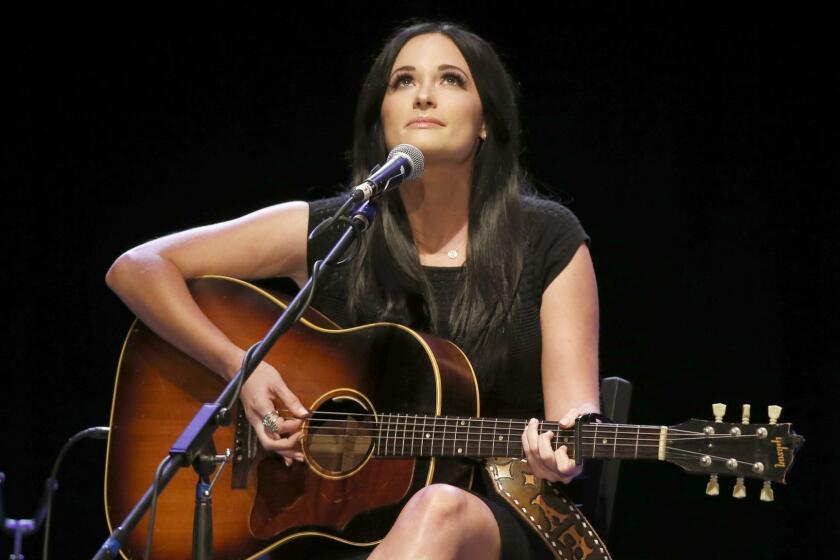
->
[238, 360, 310, 466]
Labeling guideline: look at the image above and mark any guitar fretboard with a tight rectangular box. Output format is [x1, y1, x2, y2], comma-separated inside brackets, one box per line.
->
[371, 413, 664, 461]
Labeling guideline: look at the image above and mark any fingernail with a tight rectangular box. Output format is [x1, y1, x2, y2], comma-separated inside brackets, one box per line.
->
[295, 454, 305, 462]
[560, 416, 570, 425]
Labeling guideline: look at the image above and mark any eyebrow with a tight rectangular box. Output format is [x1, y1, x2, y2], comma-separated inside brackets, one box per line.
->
[390, 64, 470, 79]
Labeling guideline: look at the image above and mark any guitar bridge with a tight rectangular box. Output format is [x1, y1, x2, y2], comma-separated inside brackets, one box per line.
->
[232, 405, 257, 488]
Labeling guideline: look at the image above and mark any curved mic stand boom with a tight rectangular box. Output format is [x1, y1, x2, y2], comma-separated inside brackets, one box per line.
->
[91, 201, 378, 560]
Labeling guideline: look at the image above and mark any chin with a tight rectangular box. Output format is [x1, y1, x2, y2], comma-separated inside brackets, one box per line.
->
[395, 139, 469, 162]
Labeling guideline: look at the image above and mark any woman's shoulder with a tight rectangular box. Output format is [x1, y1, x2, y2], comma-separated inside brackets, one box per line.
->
[520, 194, 586, 234]
[308, 194, 346, 219]
[519, 194, 590, 291]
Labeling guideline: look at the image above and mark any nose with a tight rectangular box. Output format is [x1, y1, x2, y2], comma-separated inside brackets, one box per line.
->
[413, 80, 436, 110]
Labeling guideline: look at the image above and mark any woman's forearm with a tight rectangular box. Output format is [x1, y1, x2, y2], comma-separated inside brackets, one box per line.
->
[106, 250, 244, 379]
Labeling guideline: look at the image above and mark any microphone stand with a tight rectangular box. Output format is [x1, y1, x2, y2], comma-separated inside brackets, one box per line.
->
[1, 427, 110, 560]
[92, 200, 377, 560]
[0, 471, 55, 560]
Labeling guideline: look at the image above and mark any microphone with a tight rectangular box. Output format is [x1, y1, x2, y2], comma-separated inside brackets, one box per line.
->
[351, 144, 424, 202]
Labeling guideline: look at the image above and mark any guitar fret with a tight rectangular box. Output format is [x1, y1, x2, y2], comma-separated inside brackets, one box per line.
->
[420, 415, 427, 456]
[452, 416, 458, 457]
[436, 416, 444, 456]
[491, 418, 497, 456]
[464, 418, 469, 456]
[391, 414, 397, 456]
[385, 413, 391, 456]
[400, 414, 406, 457]
[592, 423, 598, 458]
[477, 418, 483, 457]
[612, 424, 618, 458]
[379, 413, 385, 456]
[635, 426, 640, 459]
[376, 415, 382, 455]
[556, 425, 564, 458]
[389, 413, 395, 457]
[394, 414, 398, 457]
[394, 413, 399, 457]
[410, 414, 417, 457]
[393, 413, 398, 457]
[506, 419, 512, 456]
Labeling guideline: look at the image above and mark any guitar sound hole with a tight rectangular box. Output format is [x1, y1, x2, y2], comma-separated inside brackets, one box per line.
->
[306, 396, 374, 476]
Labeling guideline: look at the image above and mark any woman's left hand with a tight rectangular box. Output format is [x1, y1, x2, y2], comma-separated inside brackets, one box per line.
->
[521, 409, 584, 484]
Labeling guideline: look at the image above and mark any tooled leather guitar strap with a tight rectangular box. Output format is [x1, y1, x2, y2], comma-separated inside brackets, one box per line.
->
[484, 457, 611, 560]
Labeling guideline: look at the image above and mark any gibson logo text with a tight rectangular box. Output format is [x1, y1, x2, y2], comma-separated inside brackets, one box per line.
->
[772, 436, 788, 468]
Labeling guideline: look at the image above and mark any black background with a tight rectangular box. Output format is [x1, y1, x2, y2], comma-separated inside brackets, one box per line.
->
[3, 2, 837, 558]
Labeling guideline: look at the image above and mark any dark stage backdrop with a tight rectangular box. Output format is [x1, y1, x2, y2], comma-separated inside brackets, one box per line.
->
[3, 2, 836, 559]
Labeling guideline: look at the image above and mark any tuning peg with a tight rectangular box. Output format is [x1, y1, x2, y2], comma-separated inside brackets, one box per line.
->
[712, 403, 726, 422]
[733, 477, 746, 498]
[706, 474, 720, 496]
[760, 480, 775, 502]
[741, 404, 751, 424]
[768, 405, 782, 424]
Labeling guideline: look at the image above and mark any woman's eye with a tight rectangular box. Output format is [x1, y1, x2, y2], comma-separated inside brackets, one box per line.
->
[441, 72, 466, 87]
[391, 74, 413, 88]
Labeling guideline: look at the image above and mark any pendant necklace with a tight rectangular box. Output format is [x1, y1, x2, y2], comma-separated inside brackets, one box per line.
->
[445, 237, 467, 259]
[415, 235, 468, 260]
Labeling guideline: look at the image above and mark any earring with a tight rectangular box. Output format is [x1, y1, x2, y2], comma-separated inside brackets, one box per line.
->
[480, 130, 487, 141]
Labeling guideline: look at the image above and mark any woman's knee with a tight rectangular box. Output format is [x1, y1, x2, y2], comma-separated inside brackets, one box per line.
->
[374, 484, 500, 559]
[408, 484, 471, 523]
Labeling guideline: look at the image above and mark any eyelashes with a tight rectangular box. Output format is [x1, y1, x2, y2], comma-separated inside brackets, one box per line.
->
[390, 72, 414, 89]
[441, 71, 467, 87]
[389, 71, 468, 90]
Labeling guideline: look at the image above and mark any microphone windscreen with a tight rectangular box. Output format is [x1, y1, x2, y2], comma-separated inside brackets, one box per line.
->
[389, 144, 424, 181]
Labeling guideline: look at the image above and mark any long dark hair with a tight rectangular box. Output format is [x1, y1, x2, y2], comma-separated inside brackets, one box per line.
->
[347, 22, 527, 378]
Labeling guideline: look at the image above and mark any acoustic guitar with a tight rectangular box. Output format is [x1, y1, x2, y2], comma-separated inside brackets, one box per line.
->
[104, 276, 803, 559]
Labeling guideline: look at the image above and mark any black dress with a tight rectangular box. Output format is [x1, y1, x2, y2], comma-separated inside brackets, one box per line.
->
[285, 194, 590, 559]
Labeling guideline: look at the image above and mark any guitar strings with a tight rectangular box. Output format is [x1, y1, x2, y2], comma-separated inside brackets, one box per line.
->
[301, 434, 721, 448]
[297, 421, 753, 440]
[295, 424, 733, 441]
[281, 417, 752, 442]
[296, 432, 766, 470]
[272, 415, 771, 469]
[296, 431, 738, 450]
[289, 431, 752, 446]
[283, 410, 759, 437]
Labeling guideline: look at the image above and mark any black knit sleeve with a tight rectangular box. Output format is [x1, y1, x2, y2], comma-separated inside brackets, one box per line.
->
[523, 197, 590, 292]
[306, 196, 346, 275]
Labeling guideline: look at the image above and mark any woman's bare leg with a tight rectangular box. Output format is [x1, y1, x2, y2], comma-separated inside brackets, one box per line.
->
[368, 484, 501, 560]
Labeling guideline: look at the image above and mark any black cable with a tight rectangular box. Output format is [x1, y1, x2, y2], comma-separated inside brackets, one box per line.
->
[42, 426, 109, 560]
[0, 472, 6, 525]
[141, 456, 168, 560]
[309, 196, 355, 240]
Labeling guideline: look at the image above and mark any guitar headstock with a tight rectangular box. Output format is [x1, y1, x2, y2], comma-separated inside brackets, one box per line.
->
[666, 403, 804, 501]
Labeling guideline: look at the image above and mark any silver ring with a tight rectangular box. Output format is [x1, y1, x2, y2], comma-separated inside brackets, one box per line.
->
[262, 410, 280, 434]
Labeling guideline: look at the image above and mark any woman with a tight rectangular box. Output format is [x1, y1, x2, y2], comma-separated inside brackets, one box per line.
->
[106, 21, 600, 560]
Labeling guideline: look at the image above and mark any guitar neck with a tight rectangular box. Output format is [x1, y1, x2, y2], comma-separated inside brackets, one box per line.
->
[371, 413, 663, 461]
